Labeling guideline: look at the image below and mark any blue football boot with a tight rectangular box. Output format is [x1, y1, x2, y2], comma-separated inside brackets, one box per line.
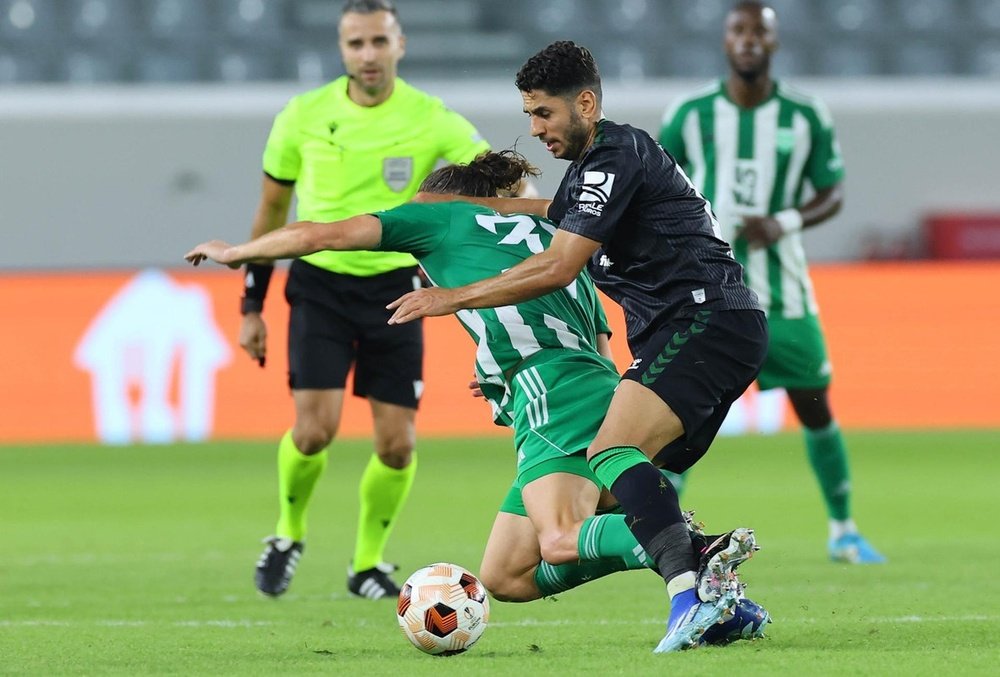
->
[700, 597, 771, 645]
[653, 586, 739, 653]
[829, 533, 886, 564]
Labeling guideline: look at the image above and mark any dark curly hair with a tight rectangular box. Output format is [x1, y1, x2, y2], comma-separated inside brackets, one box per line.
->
[419, 150, 540, 197]
[515, 40, 602, 103]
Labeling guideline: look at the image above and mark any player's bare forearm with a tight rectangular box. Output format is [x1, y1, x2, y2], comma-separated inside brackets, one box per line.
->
[250, 175, 295, 239]
[193, 216, 382, 267]
[387, 229, 600, 324]
[386, 250, 567, 324]
[799, 183, 843, 228]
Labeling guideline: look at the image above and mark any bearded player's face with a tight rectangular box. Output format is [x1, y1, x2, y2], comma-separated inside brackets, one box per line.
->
[521, 89, 594, 161]
[339, 10, 406, 96]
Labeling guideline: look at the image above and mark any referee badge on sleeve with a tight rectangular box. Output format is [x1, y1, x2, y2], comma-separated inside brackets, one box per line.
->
[383, 157, 414, 192]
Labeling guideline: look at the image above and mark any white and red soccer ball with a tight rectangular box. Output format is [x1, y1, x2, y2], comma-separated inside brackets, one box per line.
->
[396, 563, 490, 656]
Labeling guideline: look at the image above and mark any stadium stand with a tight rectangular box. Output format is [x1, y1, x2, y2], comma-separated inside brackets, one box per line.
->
[0, 0, 997, 82]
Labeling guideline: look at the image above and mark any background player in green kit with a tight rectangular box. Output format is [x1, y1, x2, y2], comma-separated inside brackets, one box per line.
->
[187, 151, 771, 643]
[659, 1, 884, 564]
[239, 0, 520, 600]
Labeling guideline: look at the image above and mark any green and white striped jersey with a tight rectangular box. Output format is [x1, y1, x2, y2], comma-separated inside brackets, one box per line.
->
[659, 80, 844, 319]
[375, 201, 615, 427]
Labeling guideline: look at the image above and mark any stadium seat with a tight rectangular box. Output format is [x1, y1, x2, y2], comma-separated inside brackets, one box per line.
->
[896, 0, 954, 33]
[137, 50, 203, 82]
[816, 42, 883, 76]
[0, 51, 51, 82]
[821, 0, 885, 34]
[0, 0, 58, 40]
[394, 0, 480, 30]
[591, 44, 648, 82]
[661, 41, 728, 78]
[66, 0, 134, 40]
[210, 48, 284, 82]
[519, 0, 588, 35]
[968, 42, 1000, 76]
[291, 47, 342, 84]
[969, 0, 1000, 30]
[765, 0, 814, 36]
[673, 0, 727, 36]
[891, 42, 957, 75]
[61, 50, 124, 82]
[219, 0, 285, 38]
[771, 40, 812, 77]
[291, 0, 340, 30]
[143, 0, 209, 39]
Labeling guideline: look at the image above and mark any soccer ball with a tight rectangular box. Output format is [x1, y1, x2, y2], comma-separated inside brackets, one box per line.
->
[396, 562, 490, 656]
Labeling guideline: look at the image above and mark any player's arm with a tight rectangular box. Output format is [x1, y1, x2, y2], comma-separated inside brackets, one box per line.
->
[250, 174, 295, 238]
[596, 333, 614, 362]
[186, 216, 383, 268]
[739, 182, 844, 248]
[387, 228, 601, 324]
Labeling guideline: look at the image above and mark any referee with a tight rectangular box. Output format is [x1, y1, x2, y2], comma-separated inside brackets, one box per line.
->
[241, 0, 503, 600]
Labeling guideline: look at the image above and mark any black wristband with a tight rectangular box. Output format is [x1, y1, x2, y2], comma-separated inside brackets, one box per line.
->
[240, 263, 274, 315]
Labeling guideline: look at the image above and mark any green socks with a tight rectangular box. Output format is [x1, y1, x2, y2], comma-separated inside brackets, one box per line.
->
[533, 514, 652, 598]
[588, 445, 650, 490]
[353, 453, 417, 572]
[534, 559, 628, 596]
[577, 514, 650, 569]
[275, 431, 328, 542]
[805, 421, 851, 521]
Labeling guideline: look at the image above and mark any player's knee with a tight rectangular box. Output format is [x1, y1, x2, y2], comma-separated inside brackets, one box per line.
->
[375, 435, 415, 469]
[291, 424, 335, 454]
[537, 530, 577, 566]
[479, 568, 536, 603]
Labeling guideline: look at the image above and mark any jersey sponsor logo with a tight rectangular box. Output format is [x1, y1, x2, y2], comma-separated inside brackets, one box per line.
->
[776, 127, 795, 153]
[383, 157, 413, 192]
[575, 171, 616, 216]
[598, 254, 613, 270]
[691, 288, 706, 304]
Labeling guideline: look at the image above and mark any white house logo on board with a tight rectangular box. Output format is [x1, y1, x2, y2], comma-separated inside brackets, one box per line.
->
[74, 269, 231, 444]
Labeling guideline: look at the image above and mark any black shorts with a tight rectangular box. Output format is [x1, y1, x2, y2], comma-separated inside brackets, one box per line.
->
[284, 259, 424, 409]
[622, 309, 768, 474]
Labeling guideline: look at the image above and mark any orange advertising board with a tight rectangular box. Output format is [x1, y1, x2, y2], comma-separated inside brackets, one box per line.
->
[2, 262, 998, 444]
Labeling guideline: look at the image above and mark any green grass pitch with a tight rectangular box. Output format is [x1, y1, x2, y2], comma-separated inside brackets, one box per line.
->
[2, 430, 998, 675]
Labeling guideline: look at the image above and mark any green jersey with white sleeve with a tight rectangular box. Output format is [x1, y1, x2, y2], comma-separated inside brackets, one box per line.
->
[659, 80, 844, 319]
[374, 201, 615, 427]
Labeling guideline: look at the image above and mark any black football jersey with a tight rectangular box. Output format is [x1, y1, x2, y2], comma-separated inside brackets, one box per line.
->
[548, 119, 760, 352]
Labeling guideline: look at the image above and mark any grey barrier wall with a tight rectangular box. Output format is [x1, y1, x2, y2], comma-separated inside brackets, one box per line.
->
[2, 78, 998, 270]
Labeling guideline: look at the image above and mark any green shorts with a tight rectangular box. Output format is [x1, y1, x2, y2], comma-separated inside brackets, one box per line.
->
[758, 314, 832, 391]
[498, 350, 619, 517]
[499, 455, 601, 517]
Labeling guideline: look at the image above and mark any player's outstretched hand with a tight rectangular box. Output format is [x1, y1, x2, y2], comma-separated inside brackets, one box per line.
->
[184, 240, 240, 268]
[387, 287, 460, 324]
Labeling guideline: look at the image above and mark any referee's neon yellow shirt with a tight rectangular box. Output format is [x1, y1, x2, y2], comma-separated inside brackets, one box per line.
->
[263, 76, 490, 276]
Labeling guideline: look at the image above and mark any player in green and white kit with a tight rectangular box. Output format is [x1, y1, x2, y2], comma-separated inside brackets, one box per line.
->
[187, 151, 663, 605]
[659, 1, 884, 563]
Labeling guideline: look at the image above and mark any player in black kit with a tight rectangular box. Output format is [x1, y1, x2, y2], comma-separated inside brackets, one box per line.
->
[388, 41, 768, 652]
